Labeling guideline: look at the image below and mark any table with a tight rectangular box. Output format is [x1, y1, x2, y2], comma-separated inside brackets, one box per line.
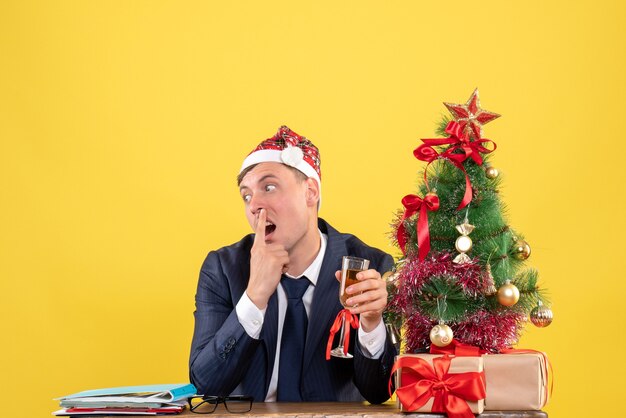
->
[177, 402, 548, 417]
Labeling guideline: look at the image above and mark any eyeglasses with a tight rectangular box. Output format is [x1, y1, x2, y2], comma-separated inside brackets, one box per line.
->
[188, 395, 253, 414]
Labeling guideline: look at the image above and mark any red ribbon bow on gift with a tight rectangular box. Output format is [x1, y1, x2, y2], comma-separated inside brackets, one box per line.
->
[397, 192, 440, 260]
[414, 121, 497, 210]
[390, 355, 486, 418]
[325, 309, 359, 360]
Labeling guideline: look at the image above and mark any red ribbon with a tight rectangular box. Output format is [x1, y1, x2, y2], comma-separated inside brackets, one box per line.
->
[390, 355, 486, 418]
[430, 339, 486, 357]
[396, 193, 440, 260]
[414, 121, 497, 210]
[325, 309, 359, 360]
[421, 121, 497, 165]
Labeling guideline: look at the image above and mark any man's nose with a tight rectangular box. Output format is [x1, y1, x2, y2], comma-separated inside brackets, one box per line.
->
[248, 194, 265, 215]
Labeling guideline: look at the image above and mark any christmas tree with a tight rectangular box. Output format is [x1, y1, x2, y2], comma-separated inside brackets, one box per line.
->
[387, 89, 553, 353]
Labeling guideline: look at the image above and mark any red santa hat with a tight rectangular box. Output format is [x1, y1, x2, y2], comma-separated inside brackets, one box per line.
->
[240, 126, 322, 206]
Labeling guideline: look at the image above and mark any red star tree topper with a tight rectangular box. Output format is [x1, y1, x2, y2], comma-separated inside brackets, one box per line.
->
[444, 88, 501, 139]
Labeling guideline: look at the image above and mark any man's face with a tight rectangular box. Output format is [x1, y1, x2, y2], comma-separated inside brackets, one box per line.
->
[239, 162, 318, 251]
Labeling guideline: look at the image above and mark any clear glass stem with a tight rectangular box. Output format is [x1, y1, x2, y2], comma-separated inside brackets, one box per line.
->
[336, 317, 347, 351]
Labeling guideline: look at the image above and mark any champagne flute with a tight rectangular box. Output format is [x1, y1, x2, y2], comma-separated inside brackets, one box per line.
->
[330, 256, 370, 358]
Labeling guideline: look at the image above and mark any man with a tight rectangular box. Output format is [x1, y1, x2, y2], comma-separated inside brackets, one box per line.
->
[189, 126, 396, 403]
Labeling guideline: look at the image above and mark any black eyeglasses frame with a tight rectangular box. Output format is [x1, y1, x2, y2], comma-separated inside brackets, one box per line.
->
[187, 395, 253, 414]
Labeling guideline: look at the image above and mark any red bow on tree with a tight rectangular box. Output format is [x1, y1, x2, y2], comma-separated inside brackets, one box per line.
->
[422, 121, 497, 166]
[390, 355, 486, 418]
[413, 121, 497, 210]
[397, 193, 439, 260]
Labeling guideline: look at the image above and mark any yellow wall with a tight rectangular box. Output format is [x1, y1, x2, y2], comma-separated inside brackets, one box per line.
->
[1, 1, 624, 416]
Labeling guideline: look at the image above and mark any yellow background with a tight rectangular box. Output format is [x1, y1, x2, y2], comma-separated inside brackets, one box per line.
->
[1, 1, 624, 416]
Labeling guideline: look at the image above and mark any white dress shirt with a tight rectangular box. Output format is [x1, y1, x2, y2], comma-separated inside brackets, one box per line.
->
[235, 230, 386, 401]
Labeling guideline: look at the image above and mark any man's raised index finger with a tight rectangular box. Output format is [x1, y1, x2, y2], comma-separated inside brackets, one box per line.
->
[254, 208, 266, 245]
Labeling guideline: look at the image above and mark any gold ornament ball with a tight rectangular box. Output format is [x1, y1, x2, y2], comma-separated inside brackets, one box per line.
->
[485, 166, 499, 179]
[530, 305, 553, 327]
[513, 240, 532, 260]
[429, 324, 454, 347]
[497, 281, 520, 306]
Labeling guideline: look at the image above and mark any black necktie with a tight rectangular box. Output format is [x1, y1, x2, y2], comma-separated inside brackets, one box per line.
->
[277, 275, 310, 401]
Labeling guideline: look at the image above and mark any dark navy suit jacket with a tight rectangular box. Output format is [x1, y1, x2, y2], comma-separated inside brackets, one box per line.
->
[189, 218, 396, 403]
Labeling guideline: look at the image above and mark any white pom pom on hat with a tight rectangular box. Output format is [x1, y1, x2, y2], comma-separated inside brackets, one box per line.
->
[280, 145, 304, 168]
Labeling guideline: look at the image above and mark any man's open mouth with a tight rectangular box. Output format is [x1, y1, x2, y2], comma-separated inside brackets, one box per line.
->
[265, 221, 276, 236]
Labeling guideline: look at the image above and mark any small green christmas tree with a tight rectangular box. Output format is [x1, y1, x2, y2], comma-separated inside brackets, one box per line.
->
[387, 89, 553, 353]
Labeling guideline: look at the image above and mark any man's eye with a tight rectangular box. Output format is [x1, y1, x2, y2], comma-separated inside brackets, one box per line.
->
[265, 184, 276, 192]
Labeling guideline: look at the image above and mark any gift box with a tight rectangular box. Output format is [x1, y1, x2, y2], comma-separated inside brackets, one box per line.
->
[393, 354, 485, 416]
[483, 351, 550, 411]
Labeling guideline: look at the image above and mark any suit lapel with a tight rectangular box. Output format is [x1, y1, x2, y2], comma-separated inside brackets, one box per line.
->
[303, 220, 346, 367]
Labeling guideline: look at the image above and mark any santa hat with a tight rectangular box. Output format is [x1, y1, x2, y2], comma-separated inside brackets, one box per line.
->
[240, 126, 322, 206]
